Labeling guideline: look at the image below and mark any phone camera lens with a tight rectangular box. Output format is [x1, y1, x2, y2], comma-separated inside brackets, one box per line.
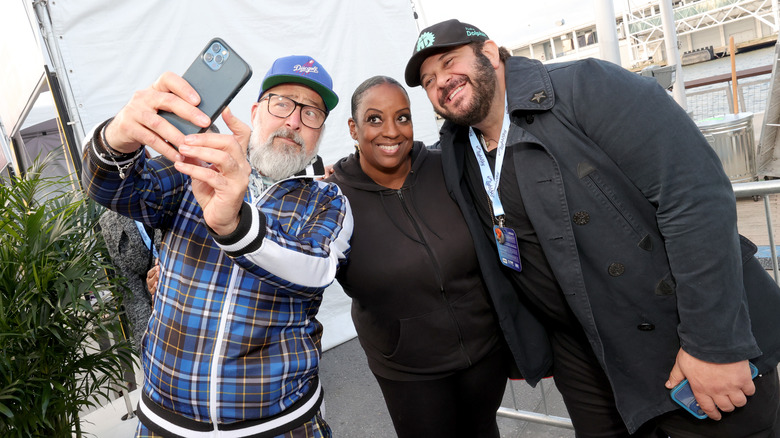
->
[204, 52, 214, 62]
[214, 54, 224, 64]
[211, 43, 222, 53]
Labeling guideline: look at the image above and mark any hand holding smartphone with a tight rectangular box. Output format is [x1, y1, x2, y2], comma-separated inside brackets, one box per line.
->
[159, 37, 252, 143]
[670, 362, 759, 419]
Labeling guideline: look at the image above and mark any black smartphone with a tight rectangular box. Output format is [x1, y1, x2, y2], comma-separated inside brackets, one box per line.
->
[670, 362, 759, 419]
[159, 37, 253, 140]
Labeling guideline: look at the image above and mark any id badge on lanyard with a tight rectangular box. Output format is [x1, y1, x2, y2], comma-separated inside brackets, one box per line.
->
[468, 100, 522, 272]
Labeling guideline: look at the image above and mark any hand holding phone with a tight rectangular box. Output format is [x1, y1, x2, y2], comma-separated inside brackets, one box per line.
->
[159, 37, 252, 144]
[670, 362, 759, 419]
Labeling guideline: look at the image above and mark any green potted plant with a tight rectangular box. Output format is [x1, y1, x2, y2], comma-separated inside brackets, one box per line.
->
[0, 155, 135, 437]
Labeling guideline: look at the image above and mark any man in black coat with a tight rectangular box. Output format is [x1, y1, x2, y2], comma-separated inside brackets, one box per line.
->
[405, 18, 780, 437]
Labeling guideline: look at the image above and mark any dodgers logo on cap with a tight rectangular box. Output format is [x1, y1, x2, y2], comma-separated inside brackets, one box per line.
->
[259, 55, 339, 111]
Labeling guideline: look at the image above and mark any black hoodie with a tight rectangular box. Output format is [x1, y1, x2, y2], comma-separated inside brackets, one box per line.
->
[327, 142, 501, 380]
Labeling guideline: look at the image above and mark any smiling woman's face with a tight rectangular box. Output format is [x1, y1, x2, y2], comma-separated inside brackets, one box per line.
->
[349, 82, 414, 188]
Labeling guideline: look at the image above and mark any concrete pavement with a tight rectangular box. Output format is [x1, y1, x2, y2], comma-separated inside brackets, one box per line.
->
[319, 338, 574, 438]
[81, 337, 575, 437]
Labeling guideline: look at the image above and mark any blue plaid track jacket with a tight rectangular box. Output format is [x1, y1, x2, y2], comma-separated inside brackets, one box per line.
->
[82, 122, 352, 435]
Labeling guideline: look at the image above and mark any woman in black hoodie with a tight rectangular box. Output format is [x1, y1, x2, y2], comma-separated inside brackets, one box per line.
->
[327, 76, 508, 437]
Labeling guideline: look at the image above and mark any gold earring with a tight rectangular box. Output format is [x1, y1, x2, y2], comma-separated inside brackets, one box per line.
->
[354, 142, 360, 153]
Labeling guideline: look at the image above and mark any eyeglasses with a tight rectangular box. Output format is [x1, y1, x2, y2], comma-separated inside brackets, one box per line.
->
[258, 93, 328, 129]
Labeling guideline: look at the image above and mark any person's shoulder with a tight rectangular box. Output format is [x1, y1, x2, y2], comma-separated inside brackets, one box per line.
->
[309, 178, 346, 198]
[541, 57, 590, 75]
[546, 57, 623, 76]
[422, 144, 442, 160]
[273, 179, 346, 212]
[413, 143, 444, 172]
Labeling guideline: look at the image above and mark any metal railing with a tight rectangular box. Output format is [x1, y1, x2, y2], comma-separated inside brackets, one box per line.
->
[733, 180, 780, 281]
[686, 76, 772, 121]
[684, 64, 773, 122]
[499, 378, 574, 429]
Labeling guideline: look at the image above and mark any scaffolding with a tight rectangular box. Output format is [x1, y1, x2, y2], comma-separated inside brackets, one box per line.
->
[625, 0, 780, 65]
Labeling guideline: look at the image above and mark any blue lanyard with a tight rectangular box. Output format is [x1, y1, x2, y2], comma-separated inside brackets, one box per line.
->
[468, 100, 511, 221]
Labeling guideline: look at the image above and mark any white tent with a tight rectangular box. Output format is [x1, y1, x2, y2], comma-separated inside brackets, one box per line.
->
[25, 0, 439, 164]
[1, 0, 441, 350]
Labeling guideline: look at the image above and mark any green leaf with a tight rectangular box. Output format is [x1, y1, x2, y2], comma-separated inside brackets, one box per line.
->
[0, 402, 13, 418]
[0, 152, 136, 434]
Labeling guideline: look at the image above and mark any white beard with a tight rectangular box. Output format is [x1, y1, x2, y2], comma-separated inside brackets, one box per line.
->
[247, 127, 319, 181]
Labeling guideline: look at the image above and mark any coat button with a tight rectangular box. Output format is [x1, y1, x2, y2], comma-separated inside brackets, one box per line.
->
[573, 211, 590, 225]
[608, 262, 625, 277]
[637, 323, 655, 331]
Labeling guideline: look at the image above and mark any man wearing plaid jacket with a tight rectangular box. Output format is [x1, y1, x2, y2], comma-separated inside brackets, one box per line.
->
[82, 55, 352, 437]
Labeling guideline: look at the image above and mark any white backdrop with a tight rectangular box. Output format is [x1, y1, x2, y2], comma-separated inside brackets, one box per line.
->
[0, 1, 45, 135]
[43, 0, 441, 350]
[46, 0, 440, 165]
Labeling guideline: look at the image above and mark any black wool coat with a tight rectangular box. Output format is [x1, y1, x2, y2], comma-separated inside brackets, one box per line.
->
[436, 56, 780, 432]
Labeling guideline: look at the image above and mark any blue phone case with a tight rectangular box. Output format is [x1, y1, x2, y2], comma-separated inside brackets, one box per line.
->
[670, 362, 759, 419]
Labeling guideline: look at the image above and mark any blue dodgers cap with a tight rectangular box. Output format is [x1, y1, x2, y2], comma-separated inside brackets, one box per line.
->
[259, 55, 339, 111]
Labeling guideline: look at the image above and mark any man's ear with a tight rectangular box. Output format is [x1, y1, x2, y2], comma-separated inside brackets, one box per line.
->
[250, 101, 261, 122]
[483, 40, 501, 69]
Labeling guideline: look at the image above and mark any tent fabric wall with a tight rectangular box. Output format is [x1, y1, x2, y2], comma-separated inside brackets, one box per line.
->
[43, 0, 439, 351]
[45, 0, 440, 165]
[0, 0, 46, 135]
[20, 118, 71, 178]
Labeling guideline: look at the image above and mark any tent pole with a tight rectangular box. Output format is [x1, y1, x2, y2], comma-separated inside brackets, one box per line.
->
[410, 0, 429, 31]
[659, 0, 687, 109]
[594, 0, 622, 65]
[32, 1, 85, 145]
[0, 117, 12, 174]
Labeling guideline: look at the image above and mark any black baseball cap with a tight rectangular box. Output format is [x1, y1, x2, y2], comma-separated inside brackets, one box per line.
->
[404, 19, 489, 87]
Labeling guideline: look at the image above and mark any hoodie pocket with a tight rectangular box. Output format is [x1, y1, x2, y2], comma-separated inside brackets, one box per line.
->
[382, 307, 462, 371]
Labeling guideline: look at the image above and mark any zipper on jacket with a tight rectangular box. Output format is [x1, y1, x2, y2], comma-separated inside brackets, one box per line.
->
[396, 189, 472, 367]
[208, 263, 241, 425]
